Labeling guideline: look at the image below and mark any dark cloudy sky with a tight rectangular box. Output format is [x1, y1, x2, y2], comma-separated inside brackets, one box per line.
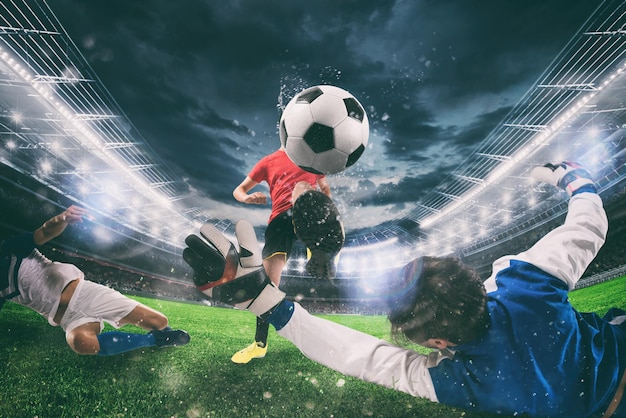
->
[50, 0, 599, 231]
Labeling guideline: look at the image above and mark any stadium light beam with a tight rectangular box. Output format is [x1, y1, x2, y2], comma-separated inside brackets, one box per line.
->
[420, 61, 626, 230]
[0, 44, 198, 238]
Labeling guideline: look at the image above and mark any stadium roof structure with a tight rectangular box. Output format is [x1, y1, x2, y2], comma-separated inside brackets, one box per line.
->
[0, 0, 626, 276]
[0, 0, 213, 249]
[338, 0, 626, 271]
[409, 1, 626, 226]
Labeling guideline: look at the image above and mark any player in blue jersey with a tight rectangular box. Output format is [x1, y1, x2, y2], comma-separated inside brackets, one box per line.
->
[184, 161, 625, 417]
[0, 205, 190, 356]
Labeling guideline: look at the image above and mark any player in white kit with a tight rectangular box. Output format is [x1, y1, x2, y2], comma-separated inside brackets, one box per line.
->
[1, 205, 190, 356]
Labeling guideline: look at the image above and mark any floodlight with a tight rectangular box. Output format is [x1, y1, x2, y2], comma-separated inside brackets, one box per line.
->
[11, 112, 23, 123]
[40, 160, 52, 173]
[93, 226, 113, 242]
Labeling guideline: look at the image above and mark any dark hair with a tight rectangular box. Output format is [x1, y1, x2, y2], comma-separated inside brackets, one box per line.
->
[387, 256, 488, 345]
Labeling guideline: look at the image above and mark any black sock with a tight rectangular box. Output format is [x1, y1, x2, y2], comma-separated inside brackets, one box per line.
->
[255, 316, 269, 346]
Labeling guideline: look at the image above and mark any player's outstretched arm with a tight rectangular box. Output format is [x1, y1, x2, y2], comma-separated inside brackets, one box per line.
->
[492, 162, 608, 290]
[276, 302, 440, 400]
[33, 205, 87, 245]
[182, 221, 439, 400]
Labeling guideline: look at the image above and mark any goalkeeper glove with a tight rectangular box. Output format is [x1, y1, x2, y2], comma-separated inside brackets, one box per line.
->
[182, 220, 285, 317]
[531, 161, 596, 196]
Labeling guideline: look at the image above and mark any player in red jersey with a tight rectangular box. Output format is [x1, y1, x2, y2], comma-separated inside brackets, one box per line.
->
[230, 146, 331, 363]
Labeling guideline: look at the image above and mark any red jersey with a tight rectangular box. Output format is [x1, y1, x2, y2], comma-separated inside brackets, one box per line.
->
[248, 149, 324, 223]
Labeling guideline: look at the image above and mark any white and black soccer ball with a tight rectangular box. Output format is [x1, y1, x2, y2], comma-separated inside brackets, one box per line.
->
[279, 85, 369, 175]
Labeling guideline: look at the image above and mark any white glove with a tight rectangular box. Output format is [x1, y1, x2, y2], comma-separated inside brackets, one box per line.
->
[531, 161, 596, 196]
[183, 220, 285, 314]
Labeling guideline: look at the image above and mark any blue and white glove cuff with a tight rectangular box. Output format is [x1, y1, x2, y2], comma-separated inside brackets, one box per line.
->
[559, 172, 597, 196]
[531, 162, 597, 196]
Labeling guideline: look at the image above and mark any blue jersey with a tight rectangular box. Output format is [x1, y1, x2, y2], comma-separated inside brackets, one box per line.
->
[429, 260, 626, 417]
[275, 192, 624, 417]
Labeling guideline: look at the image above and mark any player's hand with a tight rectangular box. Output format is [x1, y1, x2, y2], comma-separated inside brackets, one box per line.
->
[244, 192, 267, 205]
[531, 161, 596, 196]
[63, 205, 88, 224]
[182, 220, 285, 314]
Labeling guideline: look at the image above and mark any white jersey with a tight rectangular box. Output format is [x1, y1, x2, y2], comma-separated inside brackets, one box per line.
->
[13, 249, 84, 326]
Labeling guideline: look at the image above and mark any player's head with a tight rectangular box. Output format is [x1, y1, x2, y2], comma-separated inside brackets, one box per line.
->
[388, 256, 488, 346]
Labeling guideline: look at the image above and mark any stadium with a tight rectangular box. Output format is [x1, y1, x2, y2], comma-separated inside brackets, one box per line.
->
[1, 1, 626, 417]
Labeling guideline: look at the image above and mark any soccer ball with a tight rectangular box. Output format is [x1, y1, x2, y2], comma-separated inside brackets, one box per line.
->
[279, 85, 369, 175]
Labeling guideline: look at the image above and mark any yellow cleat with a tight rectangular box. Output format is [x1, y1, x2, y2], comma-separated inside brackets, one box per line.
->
[231, 341, 267, 364]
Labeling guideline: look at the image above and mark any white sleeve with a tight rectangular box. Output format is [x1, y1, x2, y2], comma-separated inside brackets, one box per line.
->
[484, 193, 608, 292]
[277, 303, 444, 401]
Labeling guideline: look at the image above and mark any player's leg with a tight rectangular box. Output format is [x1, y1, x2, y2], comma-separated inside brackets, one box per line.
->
[118, 303, 190, 348]
[292, 189, 344, 279]
[65, 319, 156, 356]
[117, 303, 168, 330]
[65, 320, 186, 356]
[62, 280, 189, 356]
[292, 180, 344, 278]
[231, 257, 285, 364]
[231, 255, 283, 364]
[291, 180, 314, 205]
[263, 253, 286, 287]
[231, 213, 294, 364]
[255, 254, 285, 345]
[65, 322, 102, 355]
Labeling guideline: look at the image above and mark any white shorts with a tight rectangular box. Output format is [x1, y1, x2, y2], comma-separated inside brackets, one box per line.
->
[59, 279, 140, 335]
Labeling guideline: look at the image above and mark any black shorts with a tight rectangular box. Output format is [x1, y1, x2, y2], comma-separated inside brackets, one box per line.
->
[262, 210, 298, 260]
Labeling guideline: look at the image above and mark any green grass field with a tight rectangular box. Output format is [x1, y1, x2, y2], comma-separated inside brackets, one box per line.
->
[1, 276, 625, 418]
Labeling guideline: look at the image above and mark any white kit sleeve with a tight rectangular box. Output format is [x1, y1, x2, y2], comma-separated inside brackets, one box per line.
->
[278, 303, 446, 402]
[486, 192, 608, 291]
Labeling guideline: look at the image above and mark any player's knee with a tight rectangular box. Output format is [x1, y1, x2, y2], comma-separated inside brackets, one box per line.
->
[142, 309, 168, 330]
[123, 304, 168, 330]
[67, 330, 100, 355]
[291, 181, 313, 204]
[152, 313, 169, 330]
